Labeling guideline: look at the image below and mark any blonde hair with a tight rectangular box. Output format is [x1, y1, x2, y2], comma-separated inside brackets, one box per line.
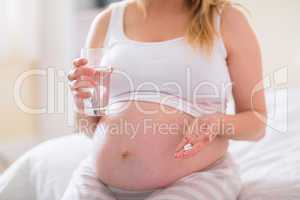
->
[138, 0, 230, 52]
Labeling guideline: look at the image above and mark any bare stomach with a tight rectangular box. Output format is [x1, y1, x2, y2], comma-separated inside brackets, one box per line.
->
[93, 101, 228, 190]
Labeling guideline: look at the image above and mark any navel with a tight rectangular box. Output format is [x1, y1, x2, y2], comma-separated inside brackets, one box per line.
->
[121, 150, 130, 159]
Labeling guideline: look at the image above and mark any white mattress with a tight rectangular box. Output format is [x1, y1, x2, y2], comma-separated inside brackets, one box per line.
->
[230, 88, 300, 199]
[0, 88, 300, 200]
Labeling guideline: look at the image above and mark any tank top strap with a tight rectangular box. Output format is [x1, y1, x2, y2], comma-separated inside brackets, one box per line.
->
[213, 5, 228, 58]
[214, 6, 224, 37]
[103, 1, 127, 48]
[215, 14, 222, 34]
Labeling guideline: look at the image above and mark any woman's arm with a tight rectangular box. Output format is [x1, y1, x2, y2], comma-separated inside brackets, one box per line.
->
[74, 8, 112, 136]
[221, 6, 267, 141]
[175, 6, 267, 159]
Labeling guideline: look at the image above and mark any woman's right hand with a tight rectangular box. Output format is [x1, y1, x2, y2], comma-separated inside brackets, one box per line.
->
[68, 58, 97, 113]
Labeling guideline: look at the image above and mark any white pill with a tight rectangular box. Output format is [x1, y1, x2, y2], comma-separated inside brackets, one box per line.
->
[183, 143, 193, 151]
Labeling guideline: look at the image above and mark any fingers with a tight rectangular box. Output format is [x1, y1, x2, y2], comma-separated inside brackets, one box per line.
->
[69, 77, 96, 101]
[73, 58, 88, 68]
[69, 57, 92, 81]
[68, 67, 96, 81]
[73, 91, 89, 113]
[94, 69, 113, 81]
[73, 89, 92, 99]
[69, 77, 97, 90]
[174, 134, 211, 159]
[175, 137, 189, 152]
[175, 119, 198, 152]
[175, 142, 207, 159]
[68, 66, 113, 82]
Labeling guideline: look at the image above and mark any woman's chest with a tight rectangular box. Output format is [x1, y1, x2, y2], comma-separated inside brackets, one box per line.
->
[103, 42, 231, 97]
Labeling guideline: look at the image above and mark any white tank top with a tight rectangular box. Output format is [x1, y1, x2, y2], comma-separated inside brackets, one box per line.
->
[101, 1, 232, 117]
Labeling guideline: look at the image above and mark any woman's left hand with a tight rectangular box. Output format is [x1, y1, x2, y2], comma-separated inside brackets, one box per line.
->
[174, 113, 224, 159]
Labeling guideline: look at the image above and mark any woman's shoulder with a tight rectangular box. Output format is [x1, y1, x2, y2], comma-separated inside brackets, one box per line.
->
[220, 5, 257, 53]
[221, 5, 250, 29]
[85, 5, 114, 47]
[86, 1, 133, 47]
[92, 5, 113, 30]
[91, 1, 130, 33]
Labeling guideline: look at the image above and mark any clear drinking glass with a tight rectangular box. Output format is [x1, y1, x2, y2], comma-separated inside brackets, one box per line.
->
[79, 48, 112, 116]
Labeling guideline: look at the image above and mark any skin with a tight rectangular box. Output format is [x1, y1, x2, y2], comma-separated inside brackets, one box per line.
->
[68, 0, 266, 189]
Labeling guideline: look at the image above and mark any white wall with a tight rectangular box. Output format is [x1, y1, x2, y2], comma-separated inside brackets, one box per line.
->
[0, 0, 40, 143]
[1, 0, 78, 163]
[236, 0, 300, 87]
[37, 0, 76, 140]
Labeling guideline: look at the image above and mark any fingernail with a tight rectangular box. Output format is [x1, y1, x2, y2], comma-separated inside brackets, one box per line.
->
[174, 153, 182, 159]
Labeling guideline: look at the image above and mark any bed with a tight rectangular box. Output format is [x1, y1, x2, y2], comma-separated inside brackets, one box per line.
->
[0, 88, 299, 200]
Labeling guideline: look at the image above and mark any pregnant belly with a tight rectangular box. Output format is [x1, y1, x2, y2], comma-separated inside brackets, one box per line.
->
[93, 101, 229, 190]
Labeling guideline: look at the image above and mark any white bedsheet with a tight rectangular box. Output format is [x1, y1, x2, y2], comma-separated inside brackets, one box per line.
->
[0, 88, 299, 200]
[230, 88, 300, 199]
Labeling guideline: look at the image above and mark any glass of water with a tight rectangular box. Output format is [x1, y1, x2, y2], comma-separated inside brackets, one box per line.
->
[79, 48, 112, 116]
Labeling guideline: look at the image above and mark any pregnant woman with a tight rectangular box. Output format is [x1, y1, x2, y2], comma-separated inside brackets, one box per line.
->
[63, 0, 266, 199]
